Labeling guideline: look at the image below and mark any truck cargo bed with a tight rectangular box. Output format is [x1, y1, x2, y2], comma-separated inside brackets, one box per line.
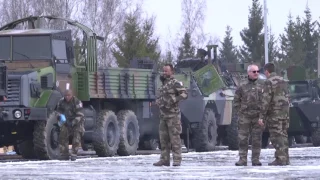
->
[77, 68, 157, 100]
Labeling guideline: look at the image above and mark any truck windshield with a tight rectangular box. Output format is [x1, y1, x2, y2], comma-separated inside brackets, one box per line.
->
[289, 83, 309, 96]
[0, 36, 52, 60]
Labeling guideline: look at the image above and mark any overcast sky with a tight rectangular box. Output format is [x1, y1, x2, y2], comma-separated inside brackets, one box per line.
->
[143, 0, 320, 50]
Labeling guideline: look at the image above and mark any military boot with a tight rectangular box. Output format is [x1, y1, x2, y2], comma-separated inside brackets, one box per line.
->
[252, 160, 262, 166]
[59, 155, 69, 161]
[173, 161, 181, 166]
[268, 159, 287, 166]
[70, 154, 77, 161]
[235, 158, 247, 166]
[153, 160, 170, 166]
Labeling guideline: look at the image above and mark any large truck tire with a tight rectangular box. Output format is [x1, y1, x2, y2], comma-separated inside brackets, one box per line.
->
[33, 112, 61, 160]
[192, 108, 218, 152]
[294, 135, 307, 144]
[93, 110, 120, 157]
[117, 110, 140, 156]
[311, 129, 320, 147]
[18, 140, 36, 159]
[226, 114, 238, 150]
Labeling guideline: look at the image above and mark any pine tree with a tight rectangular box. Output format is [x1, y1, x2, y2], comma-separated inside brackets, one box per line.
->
[302, 6, 318, 78]
[267, 28, 279, 63]
[177, 32, 195, 60]
[112, 13, 160, 67]
[279, 14, 305, 69]
[239, 0, 264, 65]
[219, 25, 238, 63]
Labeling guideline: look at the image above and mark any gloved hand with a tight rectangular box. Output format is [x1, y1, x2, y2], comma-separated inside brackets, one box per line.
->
[58, 114, 66, 127]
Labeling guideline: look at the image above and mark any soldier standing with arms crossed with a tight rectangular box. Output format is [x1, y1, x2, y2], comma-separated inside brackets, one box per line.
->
[258, 63, 290, 166]
[56, 90, 85, 161]
[153, 64, 188, 167]
[234, 64, 265, 166]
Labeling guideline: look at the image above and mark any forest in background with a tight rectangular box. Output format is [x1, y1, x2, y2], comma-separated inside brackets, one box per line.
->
[0, 0, 319, 77]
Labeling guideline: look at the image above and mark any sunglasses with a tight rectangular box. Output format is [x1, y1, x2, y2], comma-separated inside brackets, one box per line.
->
[251, 70, 260, 73]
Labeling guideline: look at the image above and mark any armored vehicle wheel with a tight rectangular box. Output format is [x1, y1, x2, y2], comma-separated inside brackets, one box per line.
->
[139, 139, 158, 150]
[117, 110, 140, 156]
[18, 140, 37, 159]
[294, 135, 307, 144]
[192, 108, 218, 152]
[311, 129, 320, 147]
[226, 114, 238, 150]
[33, 112, 61, 160]
[93, 110, 120, 157]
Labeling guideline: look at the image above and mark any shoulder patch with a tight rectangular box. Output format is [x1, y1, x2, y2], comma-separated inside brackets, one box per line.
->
[79, 102, 83, 108]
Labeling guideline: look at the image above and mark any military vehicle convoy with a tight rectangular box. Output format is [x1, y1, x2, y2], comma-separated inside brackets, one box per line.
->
[0, 16, 162, 160]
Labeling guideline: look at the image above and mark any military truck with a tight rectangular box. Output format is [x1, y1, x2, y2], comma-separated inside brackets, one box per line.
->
[0, 16, 161, 160]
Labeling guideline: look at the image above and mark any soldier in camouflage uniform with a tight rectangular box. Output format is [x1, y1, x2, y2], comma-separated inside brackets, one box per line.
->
[153, 64, 188, 167]
[234, 64, 265, 166]
[258, 63, 290, 166]
[56, 90, 85, 161]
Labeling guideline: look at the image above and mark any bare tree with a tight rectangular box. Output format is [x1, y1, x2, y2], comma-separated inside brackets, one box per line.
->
[180, 0, 207, 48]
[0, 0, 32, 28]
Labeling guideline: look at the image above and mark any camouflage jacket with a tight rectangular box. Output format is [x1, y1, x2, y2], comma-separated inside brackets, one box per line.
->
[259, 72, 289, 119]
[156, 76, 188, 117]
[56, 96, 84, 122]
[233, 77, 264, 117]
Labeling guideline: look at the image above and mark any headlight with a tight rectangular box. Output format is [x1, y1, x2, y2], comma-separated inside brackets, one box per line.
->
[14, 110, 22, 119]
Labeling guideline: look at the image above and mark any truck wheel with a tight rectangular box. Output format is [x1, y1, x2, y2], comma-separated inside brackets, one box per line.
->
[294, 135, 307, 144]
[14, 144, 21, 155]
[93, 110, 120, 157]
[139, 139, 158, 150]
[33, 112, 60, 160]
[18, 140, 36, 159]
[311, 129, 320, 146]
[117, 110, 140, 156]
[192, 108, 217, 152]
[226, 114, 238, 150]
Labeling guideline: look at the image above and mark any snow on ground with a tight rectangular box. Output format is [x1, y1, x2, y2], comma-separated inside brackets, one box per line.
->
[0, 147, 320, 179]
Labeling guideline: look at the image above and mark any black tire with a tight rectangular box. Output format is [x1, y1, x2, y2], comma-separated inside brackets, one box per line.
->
[81, 137, 89, 151]
[93, 110, 120, 157]
[139, 139, 158, 150]
[18, 140, 36, 159]
[33, 112, 61, 160]
[192, 108, 218, 152]
[226, 114, 239, 150]
[307, 136, 312, 143]
[294, 135, 307, 144]
[288, 136, 294, 147]
[117, 110, 140, 156]
[311, 129, 320, 147]
[14, 144, 21, 155]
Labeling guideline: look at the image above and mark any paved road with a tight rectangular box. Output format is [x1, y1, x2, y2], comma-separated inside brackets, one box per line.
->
[0, 146, 320, 179]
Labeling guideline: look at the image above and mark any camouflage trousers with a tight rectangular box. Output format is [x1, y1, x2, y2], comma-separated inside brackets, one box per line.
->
[159, 114, 182, 163]
[268, 117, 289, 163]
[59, 118, 85, 156]
[238, 114, 263, 162]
